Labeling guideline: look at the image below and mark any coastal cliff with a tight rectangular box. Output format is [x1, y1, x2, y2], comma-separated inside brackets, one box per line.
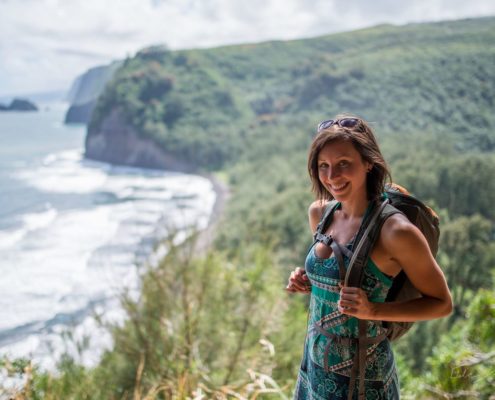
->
[65, 62, 122, 124]
[83, 45, 244, 171]
[65, 102, 95, 124]
[85, 108, 195, 172]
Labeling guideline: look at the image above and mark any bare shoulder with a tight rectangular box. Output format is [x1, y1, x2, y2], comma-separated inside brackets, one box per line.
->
[308, 199, 328, 234]
[308, 199, 327, 219]
[380, 213, 429, 256]
[378, 210, 451, 314]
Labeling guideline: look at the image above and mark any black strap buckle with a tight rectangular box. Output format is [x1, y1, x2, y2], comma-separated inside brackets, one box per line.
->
[313, 232, 333, 247]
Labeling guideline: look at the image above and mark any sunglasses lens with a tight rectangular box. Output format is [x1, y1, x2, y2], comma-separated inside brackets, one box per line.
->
[317, 118, 359, 131]
[340, 118, 359, 128]
[318, 119, 334, 131]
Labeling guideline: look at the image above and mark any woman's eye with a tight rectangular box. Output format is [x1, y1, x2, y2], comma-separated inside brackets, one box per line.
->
[318, 163, 328, 169]
[338, 161, 349, 167]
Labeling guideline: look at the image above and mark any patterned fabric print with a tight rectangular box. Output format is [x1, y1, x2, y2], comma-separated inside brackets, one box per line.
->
[294, 243, 400, 399]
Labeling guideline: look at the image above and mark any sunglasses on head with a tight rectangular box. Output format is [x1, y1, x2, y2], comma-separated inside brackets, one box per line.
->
[317, 118, 359, 132]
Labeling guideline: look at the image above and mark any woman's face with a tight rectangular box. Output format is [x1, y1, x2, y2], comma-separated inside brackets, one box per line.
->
[317, 139, 371, 202]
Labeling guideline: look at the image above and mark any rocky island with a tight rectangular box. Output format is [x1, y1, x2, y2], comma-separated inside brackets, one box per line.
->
[0, 98, 38, 112]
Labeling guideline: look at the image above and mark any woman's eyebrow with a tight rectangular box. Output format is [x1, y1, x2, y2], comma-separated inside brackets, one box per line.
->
[318, 154, 351, 162]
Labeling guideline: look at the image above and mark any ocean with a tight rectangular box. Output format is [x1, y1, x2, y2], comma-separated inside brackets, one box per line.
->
[0, 103, 216, 369]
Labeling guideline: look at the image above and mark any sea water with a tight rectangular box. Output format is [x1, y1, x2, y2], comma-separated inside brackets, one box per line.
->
[0, 103, 216, 370]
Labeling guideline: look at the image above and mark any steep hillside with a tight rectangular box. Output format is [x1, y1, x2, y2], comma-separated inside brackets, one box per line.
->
[85, 17, 495, 170]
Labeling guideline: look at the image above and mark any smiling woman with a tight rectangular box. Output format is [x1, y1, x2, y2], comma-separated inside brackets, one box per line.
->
[316, 140, 370, 204]
[286, 114, 452, 400]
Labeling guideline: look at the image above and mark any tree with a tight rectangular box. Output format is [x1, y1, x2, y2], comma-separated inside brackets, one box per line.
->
[439, 215, 494, 317]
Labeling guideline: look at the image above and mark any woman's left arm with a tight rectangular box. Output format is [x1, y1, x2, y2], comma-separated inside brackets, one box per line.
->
[339, 215, 453, 322]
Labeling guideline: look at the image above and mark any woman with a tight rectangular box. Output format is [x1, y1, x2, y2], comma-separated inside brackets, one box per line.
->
[286, 115, 452, 399]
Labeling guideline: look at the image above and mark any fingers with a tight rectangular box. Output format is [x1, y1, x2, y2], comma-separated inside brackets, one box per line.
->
[339, 296, 359, 305]
[285, 284, 310, 293]
[286, 279, 311, 292]
[340, 286, 360, 294]
[338, 286, 371, 317]
[338, 296, 358, 312]
[290, 268, 308, 283]
[286, 268, 311, 293]
[294, 267, 309, 281]
[339, 287, 360, 304]
[338, 293, 359, 313]
[339, 292, 360, 302]
[338, 305, 357, 314]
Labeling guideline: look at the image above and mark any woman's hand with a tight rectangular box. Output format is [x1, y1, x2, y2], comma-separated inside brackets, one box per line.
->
[286, 267, 311, 293]
[338, 286, 376, 319]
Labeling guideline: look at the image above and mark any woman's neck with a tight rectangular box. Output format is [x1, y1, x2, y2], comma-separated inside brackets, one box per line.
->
[338, 196, 369, 220]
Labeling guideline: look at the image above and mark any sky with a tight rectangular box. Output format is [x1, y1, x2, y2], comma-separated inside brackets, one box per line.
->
[0, 0, 494, 98]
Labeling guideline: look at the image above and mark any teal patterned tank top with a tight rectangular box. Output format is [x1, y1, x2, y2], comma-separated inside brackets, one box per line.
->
[294, 238, 401, 399]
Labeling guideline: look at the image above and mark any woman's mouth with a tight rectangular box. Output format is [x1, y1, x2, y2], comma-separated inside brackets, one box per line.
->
[330, 182, 349, 192]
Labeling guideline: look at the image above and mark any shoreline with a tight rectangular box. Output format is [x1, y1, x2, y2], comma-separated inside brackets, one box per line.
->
[0, 158, 225, 369]
[193, 173, 230, 255]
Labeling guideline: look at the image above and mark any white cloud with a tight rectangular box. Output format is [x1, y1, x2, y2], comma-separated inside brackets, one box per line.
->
[0, 0, 494, 96]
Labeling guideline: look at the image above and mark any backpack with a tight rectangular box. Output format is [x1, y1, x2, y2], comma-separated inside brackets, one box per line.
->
[312, 183, 440, 399]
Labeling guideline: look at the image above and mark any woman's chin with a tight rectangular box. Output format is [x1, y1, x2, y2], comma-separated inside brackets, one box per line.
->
[330, 186, 350, 200]
[332, 193, 348, 202]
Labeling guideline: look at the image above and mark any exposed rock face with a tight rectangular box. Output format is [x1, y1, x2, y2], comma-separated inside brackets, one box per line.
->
[85, 108, 194, 172]
[65, 61, 122, 124]
[0, 98, 38, 111]
[64, 100, 96, 124]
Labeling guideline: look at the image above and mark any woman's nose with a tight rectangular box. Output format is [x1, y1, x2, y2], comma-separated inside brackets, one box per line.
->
[327, 166, 340, 180]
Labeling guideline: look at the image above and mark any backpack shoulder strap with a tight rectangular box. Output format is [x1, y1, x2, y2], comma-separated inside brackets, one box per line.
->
[344, 201, 403, 400]
[313, 200, 339, 246]
[344, 200, 403, 287]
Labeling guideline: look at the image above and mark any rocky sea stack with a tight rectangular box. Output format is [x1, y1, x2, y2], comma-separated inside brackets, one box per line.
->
[0, 98, 38, 112]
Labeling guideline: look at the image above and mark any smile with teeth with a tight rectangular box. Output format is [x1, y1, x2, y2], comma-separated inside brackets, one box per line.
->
[330, 182, 349, 192]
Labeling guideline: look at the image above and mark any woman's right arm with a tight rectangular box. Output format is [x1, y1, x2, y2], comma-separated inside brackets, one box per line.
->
[286, 200, 327, 293]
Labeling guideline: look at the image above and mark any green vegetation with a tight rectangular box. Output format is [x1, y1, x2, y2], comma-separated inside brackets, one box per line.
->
[90, 17, 495, 168]
[2, 17, 495, 399]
